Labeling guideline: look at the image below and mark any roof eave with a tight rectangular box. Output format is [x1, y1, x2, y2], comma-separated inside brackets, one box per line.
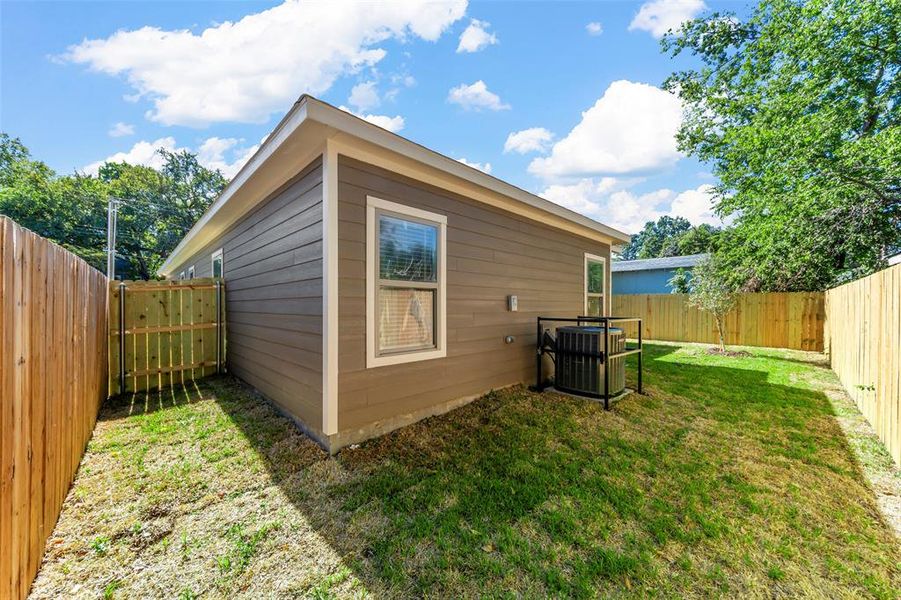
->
[159, 95, 631, 276]
[305, 97, 631, 245]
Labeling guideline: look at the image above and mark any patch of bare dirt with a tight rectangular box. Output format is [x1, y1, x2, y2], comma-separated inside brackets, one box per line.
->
[706, 347, 752, 357]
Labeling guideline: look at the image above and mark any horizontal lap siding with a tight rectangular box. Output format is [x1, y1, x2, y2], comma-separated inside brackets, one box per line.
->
[170, 159, 324, 434]
[337, 157, 610, 432]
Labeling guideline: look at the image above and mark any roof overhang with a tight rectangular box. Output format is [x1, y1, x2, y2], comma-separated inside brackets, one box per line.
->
[158, 95, 631, 277]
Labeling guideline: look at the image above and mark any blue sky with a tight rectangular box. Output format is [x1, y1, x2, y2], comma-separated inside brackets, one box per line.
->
[1, 0, 749, 233]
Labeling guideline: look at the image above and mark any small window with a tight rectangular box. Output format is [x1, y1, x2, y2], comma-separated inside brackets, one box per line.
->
[367, 196, 446, 368]
[584, 254, 606, 316]
[211, 249, 223, 278]
[187, 265, 195, 280]
[178, 271, 185, 280]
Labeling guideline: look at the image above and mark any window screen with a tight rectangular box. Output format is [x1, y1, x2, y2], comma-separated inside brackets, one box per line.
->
[379, 215, 437, 282]
[376, 212, 440, 355]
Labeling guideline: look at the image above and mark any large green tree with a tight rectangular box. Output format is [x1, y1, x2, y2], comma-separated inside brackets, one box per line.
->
[619, 216, 720, 260]
[0, 134, 227, 279]
[620, 216, 692, 260]
[664, 0, 901, 291]
[676, 223, 720, 256]
[0, 134, 108, 265]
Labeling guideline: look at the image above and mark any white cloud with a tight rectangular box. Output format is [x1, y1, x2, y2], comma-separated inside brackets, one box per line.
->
[338, 105, 405, 132]
[629, 0, 706, 38]
[108, 122, 135, 137]
[669, 184, 720, 226]
[456, 157, 492, 173]
[196, 137, 260, 178]
[357, 113, 405, 133]
[349, 81, 380, 111]
[541, 177, 621, 219]
[447, 80, 510, 111]
[391, 73, 416, 87]
[586, 22, 603, 36]
[384, 73, 416, 102]
[504, 127, 553, 154]
[83, 137, 181, 174]
[603, 188, 676, 233]
[63, 0, 467, 127]
[528, 80, 682, 179]
[83, 136, 258, 178]
[542, 180, 670, 233]
[456, 19, 498, 53]
[540, 179, 722, 233]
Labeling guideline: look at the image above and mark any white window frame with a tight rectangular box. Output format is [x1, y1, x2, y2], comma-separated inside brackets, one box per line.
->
[178, 271, 185, 281]
[366, 195, 447, 368]
[211, 248, 224, 278]
[187, 265, 195, 280]
[584, 253, 607, 316]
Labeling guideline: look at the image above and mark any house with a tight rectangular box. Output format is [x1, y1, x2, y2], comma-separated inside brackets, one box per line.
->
[611, 253, 708, 294]
[159, 95, 630, 452]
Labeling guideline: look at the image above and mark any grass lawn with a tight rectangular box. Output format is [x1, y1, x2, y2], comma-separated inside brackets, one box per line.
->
[30, 343, 900, 598]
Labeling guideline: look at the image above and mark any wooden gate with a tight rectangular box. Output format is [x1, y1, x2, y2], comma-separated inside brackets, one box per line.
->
[109, 278, 225, 395]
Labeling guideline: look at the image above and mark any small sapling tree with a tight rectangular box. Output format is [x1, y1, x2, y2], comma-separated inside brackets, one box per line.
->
[688, 257, 737, 352]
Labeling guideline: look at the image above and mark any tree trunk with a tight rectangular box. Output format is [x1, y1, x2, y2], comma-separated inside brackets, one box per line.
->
[715, 315, 726, 352]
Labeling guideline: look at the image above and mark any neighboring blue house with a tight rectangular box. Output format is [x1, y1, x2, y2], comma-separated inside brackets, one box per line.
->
[612, 253, 709, 294]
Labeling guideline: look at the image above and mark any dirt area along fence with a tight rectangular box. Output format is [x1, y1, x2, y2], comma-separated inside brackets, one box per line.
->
[612, 292, 825, 351]
[825, 263, 900, 466]
[109, 278, 225, 395]
[0, 216, 108, 600]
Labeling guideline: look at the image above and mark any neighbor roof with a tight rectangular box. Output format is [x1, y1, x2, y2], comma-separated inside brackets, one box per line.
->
[159, 95, 630, 276]
[612, 253, 709, 273]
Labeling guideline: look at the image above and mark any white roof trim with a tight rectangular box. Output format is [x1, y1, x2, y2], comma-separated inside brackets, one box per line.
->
[305, 98, 629, 244]
[159, 96, 630, 276]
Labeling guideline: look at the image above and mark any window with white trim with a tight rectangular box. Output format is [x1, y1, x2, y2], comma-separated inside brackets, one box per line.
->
[211, 248, 223, 278]
[584, 254, 606, 316]
[187, 265, 195, 280]
[178, 271, 185, 281]
[367, 196, 447, 368]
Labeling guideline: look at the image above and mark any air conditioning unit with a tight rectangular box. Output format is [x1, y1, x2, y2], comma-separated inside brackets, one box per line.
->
[554, 326, 626, 397]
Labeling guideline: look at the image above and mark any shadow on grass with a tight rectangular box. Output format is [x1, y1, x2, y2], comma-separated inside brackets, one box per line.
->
[103, 378, 209, 420]
[101, 343, 900, 598]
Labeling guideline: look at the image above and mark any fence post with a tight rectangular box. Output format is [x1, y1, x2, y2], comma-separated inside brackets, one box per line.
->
[118, 281, 126, 394]
[637, 319, 643, 394]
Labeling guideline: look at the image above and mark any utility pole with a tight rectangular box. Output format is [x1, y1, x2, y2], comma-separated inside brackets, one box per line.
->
[106, 198, 119, 279]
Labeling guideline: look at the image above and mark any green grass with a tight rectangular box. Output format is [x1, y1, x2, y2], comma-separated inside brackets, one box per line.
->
[29, 343, 900, 599]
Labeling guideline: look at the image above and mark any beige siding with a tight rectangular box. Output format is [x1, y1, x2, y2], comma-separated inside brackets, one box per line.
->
[337, 157, 611, 433]
[171, 159, 325, 437]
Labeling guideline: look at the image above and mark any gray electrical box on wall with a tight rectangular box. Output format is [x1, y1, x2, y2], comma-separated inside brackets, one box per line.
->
[507, 295, 518, 311]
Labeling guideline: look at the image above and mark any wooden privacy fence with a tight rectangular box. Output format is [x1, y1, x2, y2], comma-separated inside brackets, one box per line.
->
[825, 264, 900, 466]
[612, 292, 825, 351]
[0, 217, 108, 600]
[109, 278, 225, 395]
